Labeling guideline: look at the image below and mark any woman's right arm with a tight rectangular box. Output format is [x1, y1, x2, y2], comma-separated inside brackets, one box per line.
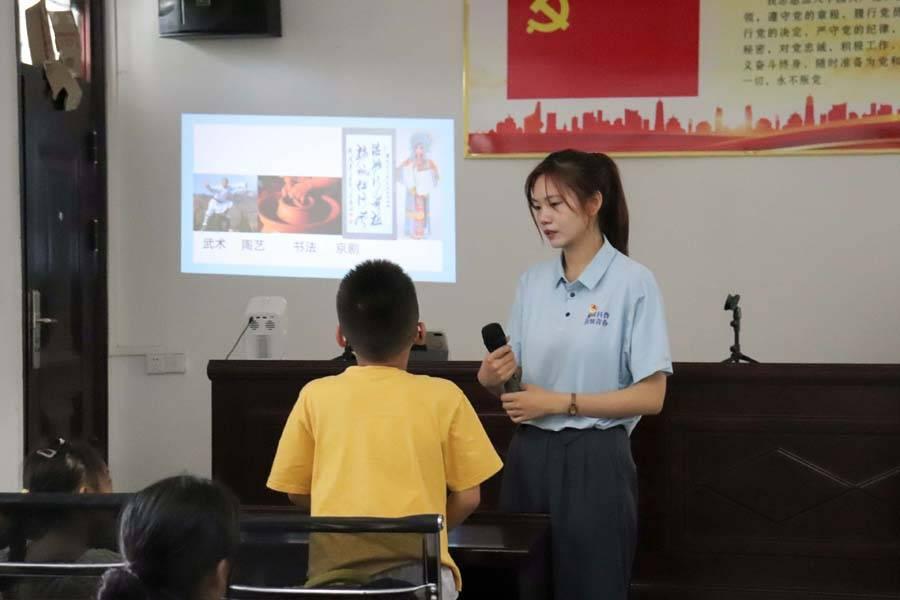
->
[477, 345, 518, 398]
[479, 273, 526, 396]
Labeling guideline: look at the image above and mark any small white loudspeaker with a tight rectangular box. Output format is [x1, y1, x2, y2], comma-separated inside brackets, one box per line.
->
[243, 297, 287, 360]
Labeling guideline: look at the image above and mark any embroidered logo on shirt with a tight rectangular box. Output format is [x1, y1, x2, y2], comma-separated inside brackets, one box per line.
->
[584, 305, 610, 327]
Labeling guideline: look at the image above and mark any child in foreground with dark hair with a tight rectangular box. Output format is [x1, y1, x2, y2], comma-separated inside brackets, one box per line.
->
[97, 475, 240, 600]
[22, 437, 112, 495]
[0, 438, 118, 600]
[267, 259, 502, 599]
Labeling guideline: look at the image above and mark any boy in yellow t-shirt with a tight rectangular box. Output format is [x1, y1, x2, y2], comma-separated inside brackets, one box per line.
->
[267, 260, 502, 599]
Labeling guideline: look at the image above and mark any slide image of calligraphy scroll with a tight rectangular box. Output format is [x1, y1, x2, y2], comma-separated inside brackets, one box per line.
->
[257, 176, 343, 235]
[343, 129, 397, 239]
[193, 174, 258, 233]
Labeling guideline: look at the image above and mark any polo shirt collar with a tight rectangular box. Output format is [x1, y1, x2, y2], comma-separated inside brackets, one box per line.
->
[554, 236, 619, 290]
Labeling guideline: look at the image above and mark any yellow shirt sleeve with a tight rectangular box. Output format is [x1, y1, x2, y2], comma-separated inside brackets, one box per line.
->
[443, 390, 503, 492]
[267, 389, 315, 494]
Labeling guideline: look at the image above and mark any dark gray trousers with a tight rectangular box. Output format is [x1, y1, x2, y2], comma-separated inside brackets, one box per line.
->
[500, 425, 638, 600]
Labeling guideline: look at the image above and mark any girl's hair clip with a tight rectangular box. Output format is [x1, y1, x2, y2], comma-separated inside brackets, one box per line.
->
[36, 438, 66, 459]
[36, 448, 58, 459]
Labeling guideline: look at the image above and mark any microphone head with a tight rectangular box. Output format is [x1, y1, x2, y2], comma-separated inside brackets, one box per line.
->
[481, 323, 507, 353]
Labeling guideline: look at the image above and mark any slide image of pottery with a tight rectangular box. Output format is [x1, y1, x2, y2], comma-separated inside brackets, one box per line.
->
[193, 174, 258, 232]
[257, 176, 342, 234]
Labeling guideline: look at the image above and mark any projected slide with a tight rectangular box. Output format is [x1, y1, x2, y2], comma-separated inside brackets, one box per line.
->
[181, 114, 456, 282]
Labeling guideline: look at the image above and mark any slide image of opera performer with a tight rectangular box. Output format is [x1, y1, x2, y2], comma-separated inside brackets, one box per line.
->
[397, 132, 440, 240]
[193, 174, 258, 232]
[257, 176, 342, 234]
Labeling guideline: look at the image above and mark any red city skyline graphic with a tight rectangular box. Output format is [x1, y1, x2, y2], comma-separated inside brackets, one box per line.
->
[469, 96, 900, 154]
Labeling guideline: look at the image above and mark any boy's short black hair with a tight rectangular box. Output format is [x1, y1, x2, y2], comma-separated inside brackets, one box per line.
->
[336, 260, 419, 362]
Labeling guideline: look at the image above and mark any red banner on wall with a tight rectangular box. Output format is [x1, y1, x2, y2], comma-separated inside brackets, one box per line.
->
[507, 0, 701, 99]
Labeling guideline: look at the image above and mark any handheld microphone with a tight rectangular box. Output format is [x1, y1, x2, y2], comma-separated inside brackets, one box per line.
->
[480, 323, 522, 393]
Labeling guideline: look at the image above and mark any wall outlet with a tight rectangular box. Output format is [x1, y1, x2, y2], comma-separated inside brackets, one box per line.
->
[145, 353, 187, 375]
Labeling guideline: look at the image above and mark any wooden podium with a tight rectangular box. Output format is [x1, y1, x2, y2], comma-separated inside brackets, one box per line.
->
[210, 361, 900, 600]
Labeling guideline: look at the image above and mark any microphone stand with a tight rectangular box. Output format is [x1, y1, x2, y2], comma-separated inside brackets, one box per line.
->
[722, 306, 758, 364]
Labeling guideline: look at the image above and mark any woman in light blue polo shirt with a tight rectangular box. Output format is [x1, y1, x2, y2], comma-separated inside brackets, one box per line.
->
[478, 149, 672, 600]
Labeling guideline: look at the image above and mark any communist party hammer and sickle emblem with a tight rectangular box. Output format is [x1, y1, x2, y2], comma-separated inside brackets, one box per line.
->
[526, 0, 570, 34]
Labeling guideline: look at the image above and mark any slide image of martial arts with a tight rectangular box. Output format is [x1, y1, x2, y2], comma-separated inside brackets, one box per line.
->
[257, 176, 342, 234]
[397, 132, 440, 240]
[193, 174, 258, 232]
[342, 129, 396, 239]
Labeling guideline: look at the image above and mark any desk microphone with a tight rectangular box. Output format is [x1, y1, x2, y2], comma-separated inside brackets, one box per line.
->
[481, 323, 522, 393]
[332, 343, 357, 363]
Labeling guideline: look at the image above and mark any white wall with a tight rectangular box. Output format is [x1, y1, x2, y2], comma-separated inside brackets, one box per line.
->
[106, 0, 900, 491]
[0, 3, 24, 491]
